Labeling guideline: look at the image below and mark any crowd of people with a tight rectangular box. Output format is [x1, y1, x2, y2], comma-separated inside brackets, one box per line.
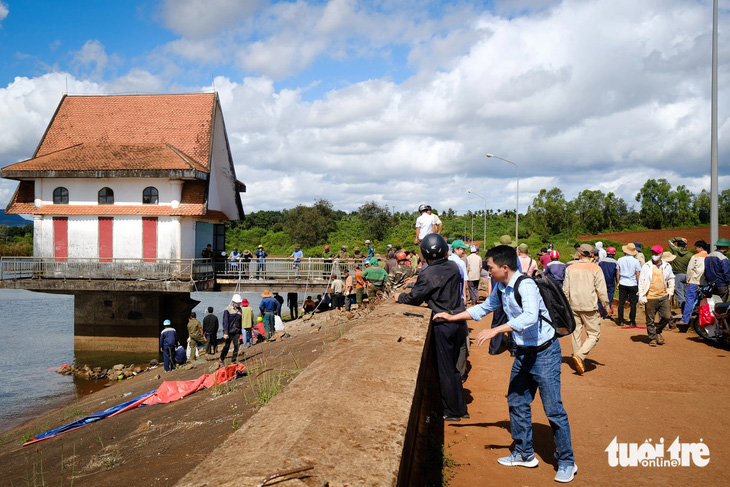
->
[189, 203, 730, 484]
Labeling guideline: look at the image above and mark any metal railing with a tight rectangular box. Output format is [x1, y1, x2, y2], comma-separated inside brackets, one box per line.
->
[0, 257, 214, 281]
[213, 257, 360, 280]
[0, 257, 366, 282]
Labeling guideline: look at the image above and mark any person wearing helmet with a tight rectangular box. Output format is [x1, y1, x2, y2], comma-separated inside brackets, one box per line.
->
[322, 245, 333, 278]
[395, 233, 469, 422]
[543, 250, 566, 288]
[365, 240, 374, 259]
[219, 294, 243, 366]
[352, 246, 364, 261]
[414, 204, 436, 244]
[159, 319, 177, 372]
[597, 247, 618, 319]
[433, 244, 576, 482]
[427, 207, 443, 234]
[387, 251, 415, 291]
[252, 315, 266, 344]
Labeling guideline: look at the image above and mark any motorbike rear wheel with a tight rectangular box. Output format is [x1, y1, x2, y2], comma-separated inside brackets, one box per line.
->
[691, 315, 717, 344]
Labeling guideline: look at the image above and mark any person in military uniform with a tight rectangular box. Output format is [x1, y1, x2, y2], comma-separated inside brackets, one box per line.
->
[336, 245, 350, 273]
[388, 251, 415, 291]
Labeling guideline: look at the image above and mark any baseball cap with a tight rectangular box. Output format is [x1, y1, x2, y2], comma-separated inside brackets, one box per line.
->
[470, 245, 478, 253]
[579, 243, 593, 254]
[650, 244, 663, 254]
[451, 239, 469, 249]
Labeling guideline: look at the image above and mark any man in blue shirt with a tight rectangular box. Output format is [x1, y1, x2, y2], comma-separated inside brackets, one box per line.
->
[259, 290, 281, 341]
[290, 245, 303, 279]
[616, 243, 643, 326]
[255, 245, 268, 279]
[434, 245, 576, 483]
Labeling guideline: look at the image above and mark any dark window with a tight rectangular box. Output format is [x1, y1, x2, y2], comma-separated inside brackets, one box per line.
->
[53, 187, 69, 204]
[143, 186, 159, 204]
[98, 187, 114, 205]
[214, 224, 225, 255]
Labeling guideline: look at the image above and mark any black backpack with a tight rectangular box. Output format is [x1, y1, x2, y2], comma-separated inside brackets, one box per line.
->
[506, 274, 576, 337]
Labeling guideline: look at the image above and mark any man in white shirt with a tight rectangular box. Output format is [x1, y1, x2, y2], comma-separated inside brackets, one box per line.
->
[414, 204, 436, 244]
[466, 245, 482, 306]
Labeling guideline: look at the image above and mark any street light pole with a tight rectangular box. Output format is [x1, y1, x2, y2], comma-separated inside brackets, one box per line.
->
[710, 0, 719, 250]
[486, 153, 519, 244]
[467, 190, 487, 249]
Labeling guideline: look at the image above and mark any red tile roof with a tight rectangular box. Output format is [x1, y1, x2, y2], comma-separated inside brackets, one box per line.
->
[2, 143, 208, 173]
[36, 93, 216, 168]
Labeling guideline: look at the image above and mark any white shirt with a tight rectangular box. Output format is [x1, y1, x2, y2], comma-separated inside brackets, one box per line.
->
[415, 213, 435, 240]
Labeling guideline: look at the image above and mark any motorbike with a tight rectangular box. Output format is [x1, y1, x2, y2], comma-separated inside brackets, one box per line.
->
[681, 284, 730, 346]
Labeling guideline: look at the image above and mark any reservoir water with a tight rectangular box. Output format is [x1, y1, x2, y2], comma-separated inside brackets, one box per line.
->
[0, 288, 310, 434]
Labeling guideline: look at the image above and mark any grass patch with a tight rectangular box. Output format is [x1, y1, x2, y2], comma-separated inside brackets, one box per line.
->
[62, 403, 87, 421]
[242, 355, 303, 409]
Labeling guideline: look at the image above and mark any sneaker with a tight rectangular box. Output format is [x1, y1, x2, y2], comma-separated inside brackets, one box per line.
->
[497, 451, 539, 468]
[657, 334, 665, 345]
[649, 339, 657, 347]
[554, 464, 578, 483]
[572, 355, 585, 375]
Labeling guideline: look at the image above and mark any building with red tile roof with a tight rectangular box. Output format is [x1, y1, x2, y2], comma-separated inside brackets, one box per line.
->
[1, 93, 245, 261]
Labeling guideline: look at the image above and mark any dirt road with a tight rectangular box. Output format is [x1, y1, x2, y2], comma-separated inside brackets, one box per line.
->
[444, 311, 730, 486]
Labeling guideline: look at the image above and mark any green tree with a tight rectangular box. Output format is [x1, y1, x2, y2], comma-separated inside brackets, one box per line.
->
[694, 189, 711, 224]
[573, 189, 606, 234]
[635, 179, 673, 229]
[525, 188, 567, 239]
[603, 192, 629, 231]
[285, 199, 335, 247]
[720, 189, 730, 225]
[358, 201, 392, 241]
[668, 185, 698, 227]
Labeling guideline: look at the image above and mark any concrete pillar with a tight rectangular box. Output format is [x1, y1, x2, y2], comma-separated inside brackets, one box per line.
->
[73, 291, 199, 353]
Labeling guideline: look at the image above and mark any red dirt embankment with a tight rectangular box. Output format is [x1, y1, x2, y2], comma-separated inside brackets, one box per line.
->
[579, 226, 730, 247]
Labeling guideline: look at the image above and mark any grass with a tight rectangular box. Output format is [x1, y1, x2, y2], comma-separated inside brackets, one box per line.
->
[242, 355, 303, 409]
[232, 418, 240, 431]
[62, 403, 87, 421]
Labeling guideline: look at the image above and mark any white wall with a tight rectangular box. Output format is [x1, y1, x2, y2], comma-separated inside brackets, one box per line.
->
[34, 216, 53, 258]
[67, 216, 98, 258]
[113, 216, 143, 259]
[208, 106, 241, 220]
[37, 177, 177, 207]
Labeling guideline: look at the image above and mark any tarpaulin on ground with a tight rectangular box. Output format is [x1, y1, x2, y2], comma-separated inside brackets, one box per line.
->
[22, 363, 245, 447]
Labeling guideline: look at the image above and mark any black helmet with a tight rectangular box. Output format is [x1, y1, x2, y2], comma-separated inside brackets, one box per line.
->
[418, 203, 429, 212]
[420, 233, 448, 260]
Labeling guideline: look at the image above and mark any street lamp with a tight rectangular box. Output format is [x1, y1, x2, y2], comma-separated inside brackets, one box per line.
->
[486, 153, 519, 244]
[467, 190, 487, 249]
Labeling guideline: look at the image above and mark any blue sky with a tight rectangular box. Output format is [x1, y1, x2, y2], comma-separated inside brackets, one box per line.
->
[0, 0, 728, 215]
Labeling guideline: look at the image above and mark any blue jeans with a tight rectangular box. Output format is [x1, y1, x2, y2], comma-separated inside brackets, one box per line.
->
[508, 339, 574, 467]
[242, 328, 253, 348]
[681, 283, 699, 324]
[674, 273, 687, 310]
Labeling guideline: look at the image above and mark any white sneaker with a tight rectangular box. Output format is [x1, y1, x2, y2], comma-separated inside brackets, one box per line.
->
[497, 451, 539, 468]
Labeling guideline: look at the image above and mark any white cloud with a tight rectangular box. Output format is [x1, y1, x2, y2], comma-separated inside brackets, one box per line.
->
[71, 40, 121, 79]
[160, 0, 261, 38]
[2, 0, 729, 219]
[0, 2, 8, 25]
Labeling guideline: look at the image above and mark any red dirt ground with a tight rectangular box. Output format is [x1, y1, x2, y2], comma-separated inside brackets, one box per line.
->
[444, 304, 730, 487]
[578, 226, 730, 247]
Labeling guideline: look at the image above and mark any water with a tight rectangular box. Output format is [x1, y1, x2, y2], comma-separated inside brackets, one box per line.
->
[0, 288, 309, 434]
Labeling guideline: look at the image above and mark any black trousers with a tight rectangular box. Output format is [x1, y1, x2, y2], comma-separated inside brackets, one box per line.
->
[287, 293, 298, 319]
[618, 284, 639, 324]
[433, 320, 468, 417]
[219, 333, 241, 364]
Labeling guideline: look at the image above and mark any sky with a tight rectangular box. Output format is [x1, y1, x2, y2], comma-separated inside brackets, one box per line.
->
[0, 0, 729, 217]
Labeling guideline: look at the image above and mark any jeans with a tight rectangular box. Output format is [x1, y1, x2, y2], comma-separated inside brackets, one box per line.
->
[681, 283, 699, 324]
[163, 346, 176, 371]
[508, 339, 574, 467]
[617, 284, 639, 325]
[467, 280, 480, 305]
[242, 328, 253, 348]
[674, 273, 687, 311]
[263, 313, 275, 339]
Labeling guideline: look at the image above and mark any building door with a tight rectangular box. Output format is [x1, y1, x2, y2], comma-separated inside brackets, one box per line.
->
[53, 217, 68, 262]
[98, 217, 113, 262]
[142, 217, 157, 262]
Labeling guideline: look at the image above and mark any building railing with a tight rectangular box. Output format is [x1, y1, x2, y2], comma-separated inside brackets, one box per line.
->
[0, 257, 214, 281]
[0, 257, 366, 282]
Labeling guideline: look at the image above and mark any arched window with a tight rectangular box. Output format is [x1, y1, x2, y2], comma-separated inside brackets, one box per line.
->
[98, 187, 114, 205]
[143, 186, 159, 205]
[53, 187, 69, 204]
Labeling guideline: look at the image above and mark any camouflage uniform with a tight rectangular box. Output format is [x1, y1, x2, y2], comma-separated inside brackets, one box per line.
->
[388, 263, 415, 291]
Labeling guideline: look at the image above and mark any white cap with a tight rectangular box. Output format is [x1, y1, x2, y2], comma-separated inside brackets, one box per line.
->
[163, 319, 171, 326]
[232, 294, 242, 304]
[365, 240, 370, 244]
[470, 245, 478, 253]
